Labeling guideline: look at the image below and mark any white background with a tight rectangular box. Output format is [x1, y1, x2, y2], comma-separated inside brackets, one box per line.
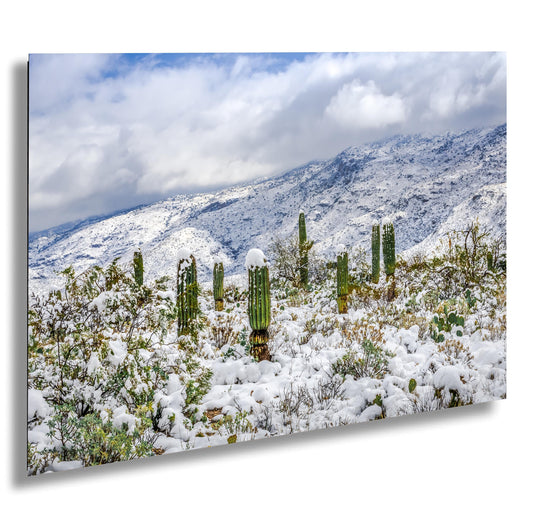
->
[1, 2, 531, 514]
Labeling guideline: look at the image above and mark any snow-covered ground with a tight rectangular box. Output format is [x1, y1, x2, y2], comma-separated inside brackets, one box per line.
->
[27, 125, 506, 474]
[27, 236, 506, 473]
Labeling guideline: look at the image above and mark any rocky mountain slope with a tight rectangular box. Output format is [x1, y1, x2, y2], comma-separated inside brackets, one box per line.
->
[29, 124, 506, 293]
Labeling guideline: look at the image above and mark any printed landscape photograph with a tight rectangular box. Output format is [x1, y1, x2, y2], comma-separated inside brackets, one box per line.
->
[27, 52, 506, 475]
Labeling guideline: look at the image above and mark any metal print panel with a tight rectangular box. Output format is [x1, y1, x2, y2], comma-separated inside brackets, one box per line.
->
[27, 52, 506, 475]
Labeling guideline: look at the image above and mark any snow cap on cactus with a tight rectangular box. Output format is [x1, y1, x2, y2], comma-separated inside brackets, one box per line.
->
[213, 255, 224, 265]
[335, 243, 347, 255]
[245, 248, 268, 269]
[372, 218, 380, 226]
[382, 216, 392, 225]
[177, 247, 193, 266]
[299, 208, 305, 214]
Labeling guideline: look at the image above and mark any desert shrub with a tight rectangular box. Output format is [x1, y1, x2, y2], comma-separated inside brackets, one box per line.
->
[348, 245, 372, 285]
[332, 339, 393, 380]
[311, 373, 345, 409]
[341, 320, 384, 347]
[277, 383, 313, 431]
[208, 313, 241, 348]
[46, 405, 157, 467]
[431, 221, 505, 294]
[437, 339, 474, 367]
[211, 411, 256, 443]
[27, 260, 211, 474]
[268, 234, 327, 289]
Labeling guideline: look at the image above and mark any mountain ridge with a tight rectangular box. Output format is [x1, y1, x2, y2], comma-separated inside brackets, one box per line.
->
[29, 124, 506, 293]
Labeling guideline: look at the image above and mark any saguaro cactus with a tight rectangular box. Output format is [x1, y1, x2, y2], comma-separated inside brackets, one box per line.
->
[213, 259, 224, 311]
[176, 249, 198, 335]
[246, 249, 271, 361]
[371, 221, 380, 284]
[382, 218, 396, 277]
[298, 210, 313, 288]
[336, 247, 349, 314]
[133, 250, 144, 286]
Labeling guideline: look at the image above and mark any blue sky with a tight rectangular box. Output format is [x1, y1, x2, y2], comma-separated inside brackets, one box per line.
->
[29, 52, 506, 232]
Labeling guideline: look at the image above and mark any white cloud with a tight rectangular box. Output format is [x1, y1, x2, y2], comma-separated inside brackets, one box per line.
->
[325, 79, 407, 128]
[29, 52, 506, 232]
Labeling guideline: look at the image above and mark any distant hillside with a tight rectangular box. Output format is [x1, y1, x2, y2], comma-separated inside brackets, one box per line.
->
[29, 124, 506, 293]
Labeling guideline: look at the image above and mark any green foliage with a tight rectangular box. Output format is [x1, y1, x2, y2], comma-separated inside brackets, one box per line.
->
[133, 250, 144, 286]
[183, 359, 213, 424]
[434, 221, 506, 292]
[465, 289, 477, 309]
[298, 212, 314, 288]
[371, 223, 380, 283]
[27, 260, 210, 474]
[177, 253, 199, 335]
[332, 339, 393, 380]
[45, 404, 155, 467]
[382, 220, 396, 277]
[408, 378, 417, 394]
[431, 302, 465, 341]
[336, 251, 349, 314]
[213, 261, 224, 311]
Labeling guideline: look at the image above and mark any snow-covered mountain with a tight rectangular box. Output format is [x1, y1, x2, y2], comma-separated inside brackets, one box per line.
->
[29, 124, 506, 293]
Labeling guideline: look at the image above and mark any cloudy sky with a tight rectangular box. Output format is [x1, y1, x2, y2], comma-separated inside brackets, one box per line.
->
[29, 52, 506, 232]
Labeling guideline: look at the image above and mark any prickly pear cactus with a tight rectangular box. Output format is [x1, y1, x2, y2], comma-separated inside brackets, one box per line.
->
[176, 249, 198, 335]
[133, 250, 144, 286]
[408, 378, 417, 394]
[371, 221, 380, 284]
[246, 249, 271, 361]
[336, 248, 349, 314]
[213, 260, 224, 311]
[382, 219, 396, 277]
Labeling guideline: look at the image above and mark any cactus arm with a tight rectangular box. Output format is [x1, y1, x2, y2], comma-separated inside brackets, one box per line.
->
[336, 251, 349, 314]
[298, 211, 312, 288]
[382, 220, 396, 277]
[371, 223, 380, 284]
[177, 252, 198, 335]
[133, 250, 144, 286]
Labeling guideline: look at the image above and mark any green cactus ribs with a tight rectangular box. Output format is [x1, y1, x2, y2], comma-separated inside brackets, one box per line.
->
[382, 218, 396, 300]
[371, 222, 380, 284]
[298, 211, 313, 289]
[382, 219, 396, 277]
[177, 249, 199, 335]
[336, 248, 349, 314]
[213, 260, 224, 311]
[246, 248, 271, 361]
[133, 250, 144, 286]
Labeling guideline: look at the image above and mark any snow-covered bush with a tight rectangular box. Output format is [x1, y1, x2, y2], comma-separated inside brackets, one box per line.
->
[332, 339, 393, 380]
[268, 234, 327, 289]
[26, 220, 506, 474]
[430, 221, 505, 295]
[27, 261, 210, 474]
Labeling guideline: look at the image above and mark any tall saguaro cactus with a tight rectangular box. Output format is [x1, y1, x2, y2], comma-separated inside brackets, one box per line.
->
[382, 219, 396, 277]
[177, 249, 198, 335]
[133, 250, 144, 286]
[371, 222, 380, 284]
[246, 249, 271, 361]
[336, 247, 349, 314]
[213, 259, 224, 311]
[298, 210, 313, 288]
